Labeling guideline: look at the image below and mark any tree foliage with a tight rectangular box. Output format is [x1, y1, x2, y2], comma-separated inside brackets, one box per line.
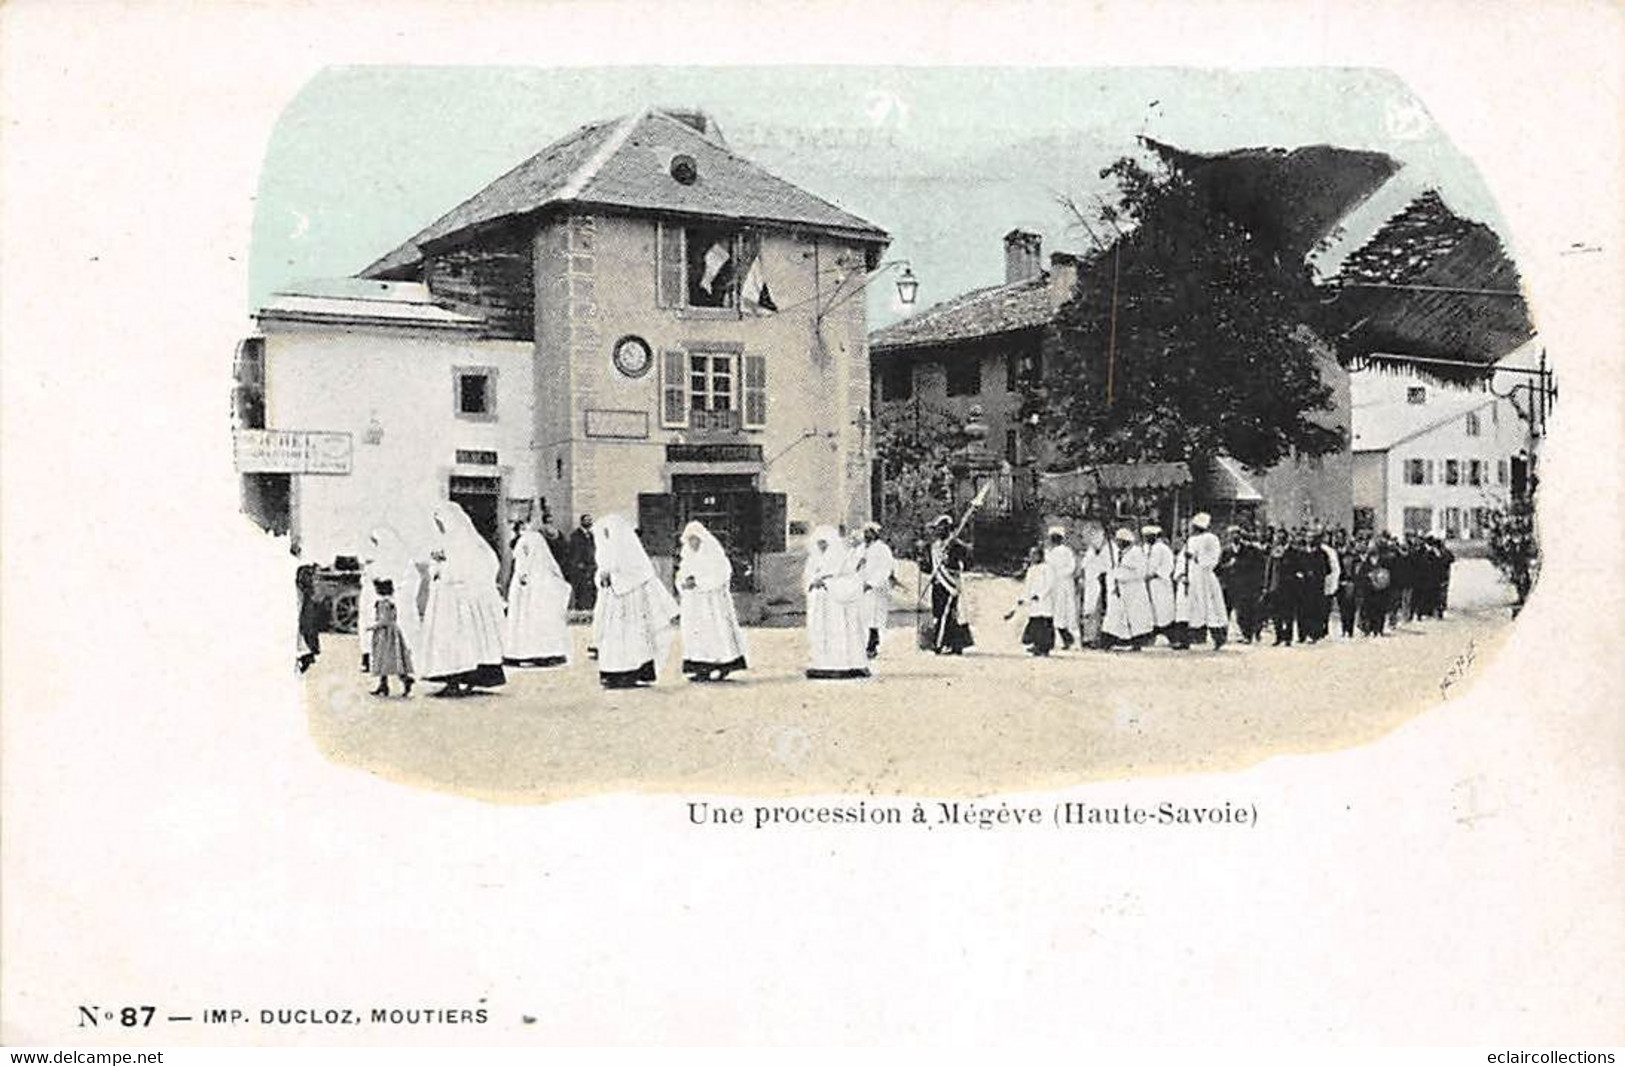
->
[873, 400, 961, 557]
[1043, 156, 1344, 470]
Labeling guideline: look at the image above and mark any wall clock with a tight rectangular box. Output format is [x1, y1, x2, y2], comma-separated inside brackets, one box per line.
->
[612, 334, 653, 379]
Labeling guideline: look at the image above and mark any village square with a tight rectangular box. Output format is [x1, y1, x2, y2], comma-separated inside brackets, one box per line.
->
[233, 75, 1551, 798]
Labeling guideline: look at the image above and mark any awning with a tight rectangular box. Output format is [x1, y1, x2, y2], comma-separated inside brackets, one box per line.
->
[1038, 461, 1193, 504]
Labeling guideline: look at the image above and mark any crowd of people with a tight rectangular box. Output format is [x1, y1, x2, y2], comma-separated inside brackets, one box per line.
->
[998, 516, 1457, 655]
[297, 501, 1459, 695]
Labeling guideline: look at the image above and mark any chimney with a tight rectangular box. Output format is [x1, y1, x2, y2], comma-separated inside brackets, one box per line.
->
[1003, 228, 1043, 284]
[1048, 251, 1081, 310]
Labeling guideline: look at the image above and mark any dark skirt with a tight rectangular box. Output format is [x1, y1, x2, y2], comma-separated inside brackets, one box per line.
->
[600, 660, 657, 688]
[504, 655, 569, 668]
[929, 585, 975, 652]
[683, 655, 748, 679]
[1021, 616, 1055, 654]
[806, 667, 871, 680]
[428, 662, 507, 688]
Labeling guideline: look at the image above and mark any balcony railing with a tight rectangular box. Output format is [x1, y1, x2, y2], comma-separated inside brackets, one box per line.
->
[689, 408, 742, 433]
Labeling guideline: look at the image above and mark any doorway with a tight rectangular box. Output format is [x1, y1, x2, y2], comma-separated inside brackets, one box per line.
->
[449, 475, 503, 558]
[671, 473, 759, 591]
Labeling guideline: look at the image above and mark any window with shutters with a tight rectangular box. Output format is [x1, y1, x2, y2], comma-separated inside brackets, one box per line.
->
[1465, 411, 1481, 437]
[1497, 459, 1509, 485]
[1403, 506, 1433, 534]
[1468, 459, 1483, 486]
[1444, 459, 1460, 486]
[689, 352, 737, 431]
[655, 223, 773, 312]
[1404, 458, 1428, 485]
[660, 350, 688, 428]
[1443, 507, 1462, 539]
[743, 353, 767, 429]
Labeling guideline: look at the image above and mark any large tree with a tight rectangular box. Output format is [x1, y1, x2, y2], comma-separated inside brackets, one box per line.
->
[1040, 155, 1344, 469]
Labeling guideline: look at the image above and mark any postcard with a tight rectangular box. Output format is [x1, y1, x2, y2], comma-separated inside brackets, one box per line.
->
[2, 0, 1621, 1049]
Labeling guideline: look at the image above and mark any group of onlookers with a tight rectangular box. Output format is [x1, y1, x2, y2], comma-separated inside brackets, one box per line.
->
[1218, 525, 1455, 645]
[999, 517, 1457, 656]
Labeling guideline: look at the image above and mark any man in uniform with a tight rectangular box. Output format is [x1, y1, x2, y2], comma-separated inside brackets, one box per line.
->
[922, 515, 974, 655]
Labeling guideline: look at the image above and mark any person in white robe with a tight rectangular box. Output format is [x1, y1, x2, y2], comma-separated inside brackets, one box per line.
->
[592, 514, 679, 688]
[857, 522, 896, 660]
[804, 526, 870, 679]
[676, 521, 749, 682]
[418, 501, 507, 696]
[1018, 546, 1056, 656]
[1102, 527, 1155, 650]
[502, 512, 572, 669]
[360, 526, 423, 672]
[1078, 524, 1109, 649]
[1043, 526, 1080, 650]
[1181, 512, 1230, 648]
[1142, 524, 1178, 645]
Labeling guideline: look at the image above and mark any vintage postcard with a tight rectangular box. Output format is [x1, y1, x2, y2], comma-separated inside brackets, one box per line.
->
[2, 0, 1621, 1051]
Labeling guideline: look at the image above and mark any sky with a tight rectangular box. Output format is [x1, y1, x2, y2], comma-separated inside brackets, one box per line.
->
[249, 66, 1510, 330]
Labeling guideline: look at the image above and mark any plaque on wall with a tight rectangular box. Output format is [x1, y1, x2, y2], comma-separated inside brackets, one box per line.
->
[584, 409, 650, 439]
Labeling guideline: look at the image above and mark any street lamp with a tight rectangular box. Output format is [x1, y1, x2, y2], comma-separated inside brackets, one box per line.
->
[895, 265, 919, 307]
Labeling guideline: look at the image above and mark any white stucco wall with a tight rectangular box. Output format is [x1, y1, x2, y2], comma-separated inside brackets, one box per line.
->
[1368, 397, 1530, 540]
[259, 323, 535, 564]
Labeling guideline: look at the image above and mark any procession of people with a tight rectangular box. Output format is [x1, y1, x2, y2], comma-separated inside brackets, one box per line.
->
[319, 501, 1459, 695]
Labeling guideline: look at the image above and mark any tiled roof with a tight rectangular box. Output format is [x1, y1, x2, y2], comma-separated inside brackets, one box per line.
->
[362, 109, 887, 278]
[870, 274, 1052, 352]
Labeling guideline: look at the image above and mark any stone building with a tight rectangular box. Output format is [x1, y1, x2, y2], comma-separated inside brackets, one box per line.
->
[236, 107, 889, 612]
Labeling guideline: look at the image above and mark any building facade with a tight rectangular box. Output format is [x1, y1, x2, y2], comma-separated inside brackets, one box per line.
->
[1350, 369, 1531, 545]
[237, 108, 889, 611]
[870, 229, 1353, 546]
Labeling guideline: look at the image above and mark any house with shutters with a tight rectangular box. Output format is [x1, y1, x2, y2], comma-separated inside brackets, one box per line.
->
[1350, 364, 1533, 545]
[236, 107, 889, 614]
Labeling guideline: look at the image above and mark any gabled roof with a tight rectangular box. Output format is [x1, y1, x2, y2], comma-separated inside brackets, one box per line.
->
[870, 274, 1052, 353]
[1143, 137, 1400, 263]
[1351, 393, 1494, 453]
[362, 108, 887, 278]
[1328, 191, 1533, 374]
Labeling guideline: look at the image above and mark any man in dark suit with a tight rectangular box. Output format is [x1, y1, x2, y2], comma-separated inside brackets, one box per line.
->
[567, 513, 597, 612]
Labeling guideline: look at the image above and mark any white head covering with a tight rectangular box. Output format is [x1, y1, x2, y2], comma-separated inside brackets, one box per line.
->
[1191, 512, 1212, 530]
[1114, 527, 1135, 543]
[367, 526, 414, 574]
[593, 513, 657, 588]
[804, 524, 850, 584]
[432, 501, 499, 584]
[513, 524, 567, 584]
[677, 520, 732, 588]
[1047, 525, 1067, 538]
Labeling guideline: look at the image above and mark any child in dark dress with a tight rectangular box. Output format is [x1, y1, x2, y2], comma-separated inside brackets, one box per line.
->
[367, 579, 414, 697]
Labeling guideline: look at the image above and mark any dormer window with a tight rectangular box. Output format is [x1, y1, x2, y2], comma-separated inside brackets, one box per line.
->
[1407, 386, 1427, 404]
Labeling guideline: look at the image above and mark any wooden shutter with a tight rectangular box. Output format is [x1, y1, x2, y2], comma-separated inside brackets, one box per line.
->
[661, 350, 688, 428]
[637, 493, 677, 557]
[656, 223, 685, 308]
[743, 353, 767, 428]
[757, 492, 787, 553]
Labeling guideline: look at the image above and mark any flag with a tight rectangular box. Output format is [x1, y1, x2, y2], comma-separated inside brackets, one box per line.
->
[700, 242, 731, 294]
[972, 481, 993, 508]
